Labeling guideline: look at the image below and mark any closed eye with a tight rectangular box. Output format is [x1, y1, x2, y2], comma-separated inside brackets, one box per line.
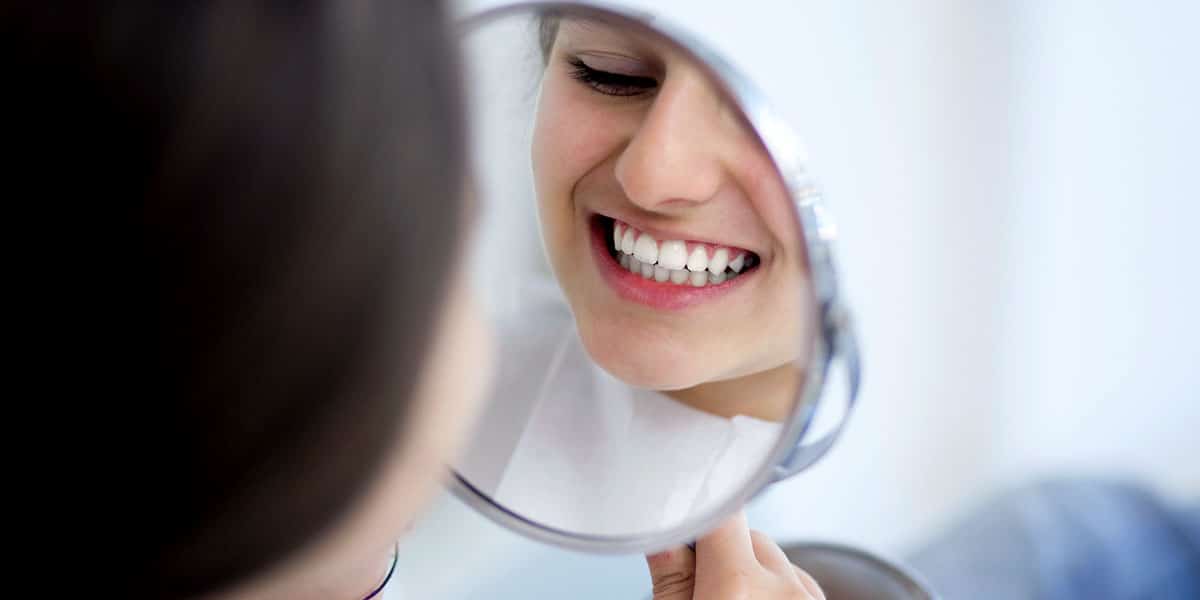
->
[566, 57, 658, 97]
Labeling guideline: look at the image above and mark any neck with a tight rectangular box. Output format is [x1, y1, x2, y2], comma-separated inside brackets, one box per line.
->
[664, 363, 798, 421]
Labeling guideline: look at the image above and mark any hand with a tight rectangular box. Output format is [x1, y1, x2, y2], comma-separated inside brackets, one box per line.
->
[646, 511, 824, 599]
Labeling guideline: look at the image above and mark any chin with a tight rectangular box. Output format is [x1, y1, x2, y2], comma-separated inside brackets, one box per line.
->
[598, 360, 702, 391]
[576, 322, 712, 391]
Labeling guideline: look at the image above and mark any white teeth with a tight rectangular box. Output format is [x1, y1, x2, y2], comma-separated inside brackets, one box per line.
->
[708, 248, 729, 274]
[621, 228, 636, 254]
[728, 252, 746, 273]
[634, 233, 659, 264]
[611, 220, 754, 288]
[658, 240, 688, 270]
[686, 245, 708, 272]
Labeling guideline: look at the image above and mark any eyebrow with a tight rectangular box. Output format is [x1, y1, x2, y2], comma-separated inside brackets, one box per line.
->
[557, 17, 666, 62]
[559, 17, 622, 39]
[559, 7, 658, 30]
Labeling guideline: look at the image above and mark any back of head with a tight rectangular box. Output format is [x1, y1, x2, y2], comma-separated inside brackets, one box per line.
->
[5, 1, 464, 596]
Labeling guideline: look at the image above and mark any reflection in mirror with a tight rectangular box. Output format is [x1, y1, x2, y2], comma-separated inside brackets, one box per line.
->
[456, 10, 816, 539]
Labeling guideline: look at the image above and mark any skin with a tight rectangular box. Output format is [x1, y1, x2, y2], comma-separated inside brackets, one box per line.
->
[531, 20, 813, 421]
[648, 512, 826, 600]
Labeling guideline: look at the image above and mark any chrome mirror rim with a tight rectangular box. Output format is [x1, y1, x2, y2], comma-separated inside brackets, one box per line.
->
[450, 0, 860, 554]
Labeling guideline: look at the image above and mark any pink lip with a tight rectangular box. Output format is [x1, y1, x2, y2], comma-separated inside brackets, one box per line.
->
[589, 218, 756, 311]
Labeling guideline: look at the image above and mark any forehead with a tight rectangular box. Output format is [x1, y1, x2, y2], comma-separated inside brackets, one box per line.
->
[555, 17, 682, 64]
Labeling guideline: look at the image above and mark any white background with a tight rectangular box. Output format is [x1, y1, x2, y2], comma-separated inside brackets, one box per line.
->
[393, 1, 1200, 597]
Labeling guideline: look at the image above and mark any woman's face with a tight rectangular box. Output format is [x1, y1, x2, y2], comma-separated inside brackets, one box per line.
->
[532, 20, 808, 392]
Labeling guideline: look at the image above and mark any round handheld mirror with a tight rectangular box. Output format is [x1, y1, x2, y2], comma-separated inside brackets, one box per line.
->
[453, 1, 859, 553]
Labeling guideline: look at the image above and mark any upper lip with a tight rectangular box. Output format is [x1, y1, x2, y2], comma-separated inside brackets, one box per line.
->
[596, 210, 764, 257]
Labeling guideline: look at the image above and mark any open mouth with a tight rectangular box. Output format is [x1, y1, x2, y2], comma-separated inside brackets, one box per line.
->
[597, 215, 760, 286]
[589, 214, 761, 310]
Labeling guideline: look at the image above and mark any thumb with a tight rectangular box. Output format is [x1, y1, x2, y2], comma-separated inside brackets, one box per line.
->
[645, 545, 696, 600]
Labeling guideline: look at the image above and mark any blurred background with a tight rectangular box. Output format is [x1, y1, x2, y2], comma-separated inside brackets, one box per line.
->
[395, 0, 1200, 597]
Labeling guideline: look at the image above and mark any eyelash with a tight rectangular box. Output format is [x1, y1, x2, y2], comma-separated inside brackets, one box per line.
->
[566, 57, 658, 97]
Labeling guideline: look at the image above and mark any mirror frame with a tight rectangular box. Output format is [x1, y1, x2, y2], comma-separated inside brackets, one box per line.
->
[448, 0, 861, 554]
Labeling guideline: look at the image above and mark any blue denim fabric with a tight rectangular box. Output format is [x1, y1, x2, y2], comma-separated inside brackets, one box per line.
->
[908, 480, 1200, 599]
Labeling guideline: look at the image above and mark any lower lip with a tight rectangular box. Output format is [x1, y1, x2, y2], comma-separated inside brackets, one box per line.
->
[589, 218, 756, 311]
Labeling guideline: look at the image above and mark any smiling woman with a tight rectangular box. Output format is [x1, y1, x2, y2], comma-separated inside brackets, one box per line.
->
[532, 17, 812, 414]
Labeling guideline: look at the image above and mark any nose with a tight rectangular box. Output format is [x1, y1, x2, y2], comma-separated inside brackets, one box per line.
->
[613, 71, 733, 214]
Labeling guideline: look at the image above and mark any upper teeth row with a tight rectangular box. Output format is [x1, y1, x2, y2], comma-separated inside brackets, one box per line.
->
[613, 221, 748, 275]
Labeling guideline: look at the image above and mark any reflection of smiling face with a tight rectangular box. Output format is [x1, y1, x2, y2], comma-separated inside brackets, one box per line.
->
[532, 19, 809, 414]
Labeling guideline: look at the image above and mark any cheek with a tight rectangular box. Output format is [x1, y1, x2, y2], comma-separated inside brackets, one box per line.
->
[389, 273, 493, 509]
[532, 78, 636, 209]
[532, 80, 632, 279]
[420, 275, 493, 465]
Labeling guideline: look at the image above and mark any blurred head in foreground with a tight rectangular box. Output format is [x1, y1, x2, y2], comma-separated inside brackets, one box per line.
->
[8, 1, 489, 597]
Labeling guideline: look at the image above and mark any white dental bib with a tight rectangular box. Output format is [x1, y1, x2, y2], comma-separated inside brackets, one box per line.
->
[457, 280, 781, 537]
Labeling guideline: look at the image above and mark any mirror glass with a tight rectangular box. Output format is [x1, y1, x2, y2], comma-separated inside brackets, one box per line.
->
[455, 7, 818, 541]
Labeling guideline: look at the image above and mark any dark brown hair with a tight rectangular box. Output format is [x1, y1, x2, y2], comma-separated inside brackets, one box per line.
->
[6, 1, 465, 597]
[539, 14, 561, 63]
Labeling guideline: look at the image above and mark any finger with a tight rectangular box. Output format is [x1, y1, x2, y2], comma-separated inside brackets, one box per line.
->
[694, 511, 757, 573]
[748, 529, 795, 576]
[645, 545, 696, 600]
[793, 565, 826, 600]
